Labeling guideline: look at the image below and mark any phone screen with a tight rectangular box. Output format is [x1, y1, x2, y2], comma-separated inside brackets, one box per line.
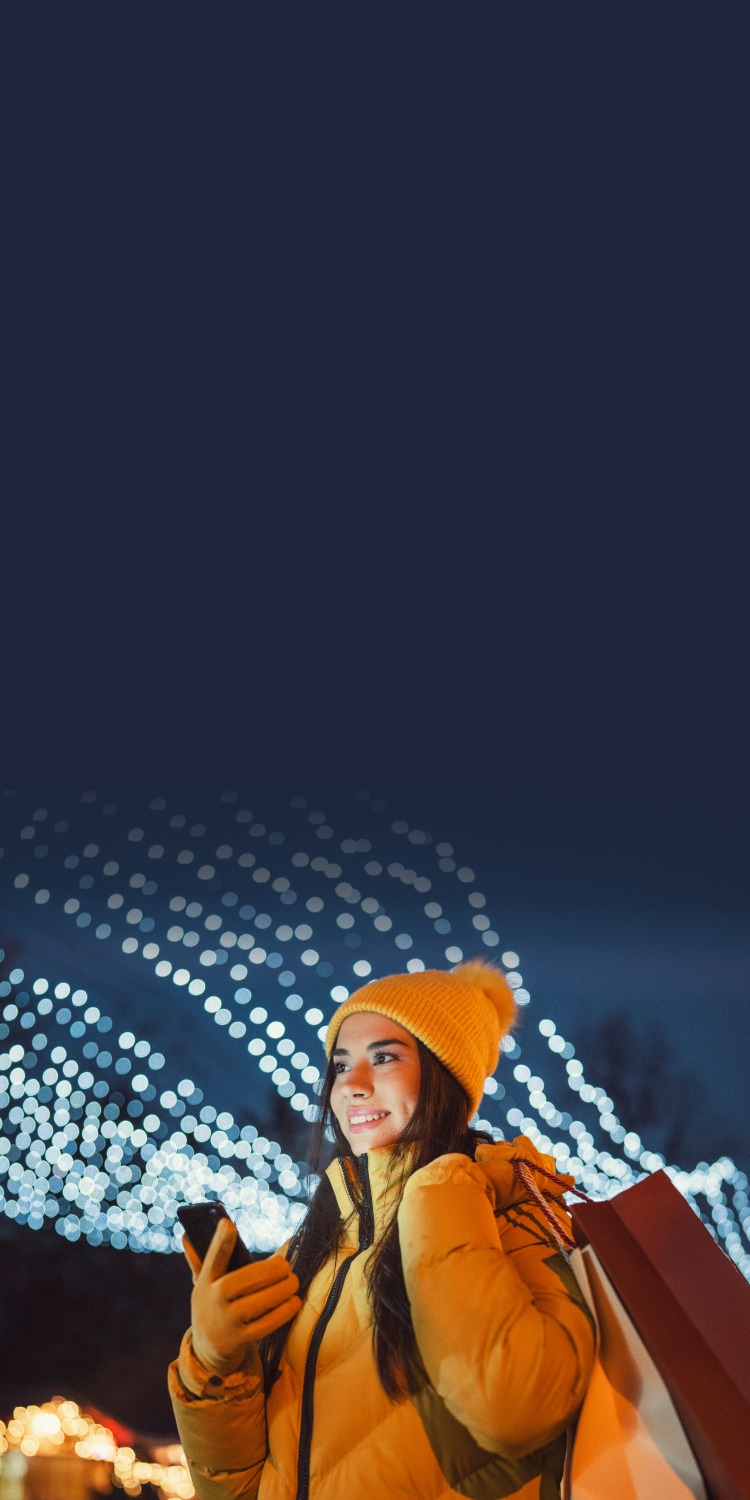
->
[177, 1202, 253, 1273]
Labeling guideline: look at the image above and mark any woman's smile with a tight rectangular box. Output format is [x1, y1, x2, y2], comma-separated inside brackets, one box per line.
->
[347, 1108, 391, 1131]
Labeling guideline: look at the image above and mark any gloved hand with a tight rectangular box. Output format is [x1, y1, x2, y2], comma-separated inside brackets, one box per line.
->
[182, 1217, 301, 1377]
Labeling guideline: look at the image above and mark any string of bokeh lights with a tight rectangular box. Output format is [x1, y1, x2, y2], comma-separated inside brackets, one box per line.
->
[1, 790, 748, 1277]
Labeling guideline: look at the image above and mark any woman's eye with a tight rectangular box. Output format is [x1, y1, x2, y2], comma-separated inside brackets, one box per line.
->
[373, 1051, 396, 1065]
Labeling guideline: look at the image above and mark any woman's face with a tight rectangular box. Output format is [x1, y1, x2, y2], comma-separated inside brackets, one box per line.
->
[330, 1011, 421, 1156]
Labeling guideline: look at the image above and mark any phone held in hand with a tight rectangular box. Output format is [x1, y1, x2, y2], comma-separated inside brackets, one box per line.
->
[177, 1201, 253, 1273]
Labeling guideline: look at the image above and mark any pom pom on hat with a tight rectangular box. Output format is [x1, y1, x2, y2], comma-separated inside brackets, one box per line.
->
[325, 957, 516, 1116]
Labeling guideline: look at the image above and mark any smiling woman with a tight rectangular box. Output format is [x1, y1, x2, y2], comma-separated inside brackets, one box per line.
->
[169, 961, 595, 1500]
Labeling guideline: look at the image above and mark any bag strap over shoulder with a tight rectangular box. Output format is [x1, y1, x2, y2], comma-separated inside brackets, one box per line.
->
[511, 1159, 588, 1255]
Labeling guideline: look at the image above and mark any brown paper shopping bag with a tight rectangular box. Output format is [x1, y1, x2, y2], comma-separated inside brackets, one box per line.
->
[571, 1170, 750, 1500]
[568, 1242, 707, 1500]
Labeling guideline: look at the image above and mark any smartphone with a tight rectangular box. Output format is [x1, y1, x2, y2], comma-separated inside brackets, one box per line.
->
[177, 1201, 253, 1273]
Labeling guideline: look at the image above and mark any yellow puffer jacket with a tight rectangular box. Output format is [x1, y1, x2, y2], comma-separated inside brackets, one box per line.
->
[169, 1136, 594, 1500]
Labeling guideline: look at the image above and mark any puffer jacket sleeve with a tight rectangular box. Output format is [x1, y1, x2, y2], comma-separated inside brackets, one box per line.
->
[168, 1333, 267, 1500]
[398, 1151, 594, 1460]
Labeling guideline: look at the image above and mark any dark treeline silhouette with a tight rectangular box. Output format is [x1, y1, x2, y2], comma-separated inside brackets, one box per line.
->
[577, 1008, 746, 1169]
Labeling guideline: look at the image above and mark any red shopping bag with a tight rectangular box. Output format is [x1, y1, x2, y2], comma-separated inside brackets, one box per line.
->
[571, 1170, 750, 1500]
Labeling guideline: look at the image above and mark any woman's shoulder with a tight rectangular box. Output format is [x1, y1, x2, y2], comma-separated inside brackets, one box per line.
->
[400, 1136, 574, 1216]
[398, 1136, 576, 1241]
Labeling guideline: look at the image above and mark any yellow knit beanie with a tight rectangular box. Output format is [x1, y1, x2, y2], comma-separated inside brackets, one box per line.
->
[324, 958, 516, 1116]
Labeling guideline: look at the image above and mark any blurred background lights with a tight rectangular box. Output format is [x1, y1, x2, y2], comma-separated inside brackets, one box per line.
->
[0, 1398, 194, 1497]
[1, 789, 748, 1281]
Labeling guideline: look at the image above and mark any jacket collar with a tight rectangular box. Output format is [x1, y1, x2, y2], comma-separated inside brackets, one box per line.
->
[326, 1146, 415, 1245]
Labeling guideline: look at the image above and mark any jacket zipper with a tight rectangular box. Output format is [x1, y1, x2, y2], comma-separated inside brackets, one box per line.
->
[295, 1155, 375, 1500]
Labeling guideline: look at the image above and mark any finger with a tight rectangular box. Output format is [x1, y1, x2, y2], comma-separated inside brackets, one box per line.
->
[244, 1294, 303, 1343]
[223, 1256, 298, 1301]
[182, 1234, 203, 1283]
[228, 1274, 300, 1323]
[200, 1218, 237, 1282]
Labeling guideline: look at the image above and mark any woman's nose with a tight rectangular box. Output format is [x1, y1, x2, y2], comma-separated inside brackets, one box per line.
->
[343, 1063, 372, 1095]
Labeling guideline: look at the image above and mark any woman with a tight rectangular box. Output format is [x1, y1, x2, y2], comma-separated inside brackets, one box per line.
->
[169, 960, 594, 1500]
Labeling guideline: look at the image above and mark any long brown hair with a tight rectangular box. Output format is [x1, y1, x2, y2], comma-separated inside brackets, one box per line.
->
[259, 1038, 491, 1400]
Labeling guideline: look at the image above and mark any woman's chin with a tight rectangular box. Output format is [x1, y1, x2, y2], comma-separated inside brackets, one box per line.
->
[347, 1126, 401, 1155]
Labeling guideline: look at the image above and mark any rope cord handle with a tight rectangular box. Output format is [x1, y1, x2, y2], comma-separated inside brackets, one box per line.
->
[512, 1158, 591, 1201]
[510, 1160, 586, 1254]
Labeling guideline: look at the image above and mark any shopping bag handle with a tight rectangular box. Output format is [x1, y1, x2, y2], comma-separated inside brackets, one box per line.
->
[511, 1159, 590, 1254]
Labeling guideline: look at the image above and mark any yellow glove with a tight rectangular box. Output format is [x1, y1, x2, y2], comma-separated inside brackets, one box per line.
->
[183, 1216, 301, 1377]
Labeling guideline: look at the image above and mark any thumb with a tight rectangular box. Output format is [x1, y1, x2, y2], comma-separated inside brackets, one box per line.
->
[182, 1234, 203, 1284]
[200, 1217, 237, 1282]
